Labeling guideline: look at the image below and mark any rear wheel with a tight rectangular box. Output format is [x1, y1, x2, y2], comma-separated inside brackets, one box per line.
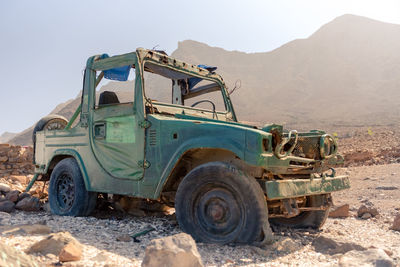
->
[270, 194, 331, 229]
[175, 161, 272, 244]
[49, 158, 97, 216]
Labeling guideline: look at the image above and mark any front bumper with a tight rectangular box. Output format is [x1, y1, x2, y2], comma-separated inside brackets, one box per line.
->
[258, 175, 350, 200]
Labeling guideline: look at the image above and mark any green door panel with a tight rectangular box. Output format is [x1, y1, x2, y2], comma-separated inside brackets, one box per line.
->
[105, 116, 136, 143]
[91, 104, 144, 180]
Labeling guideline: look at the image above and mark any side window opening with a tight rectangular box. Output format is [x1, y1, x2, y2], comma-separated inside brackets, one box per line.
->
[95, 67, 135, 108]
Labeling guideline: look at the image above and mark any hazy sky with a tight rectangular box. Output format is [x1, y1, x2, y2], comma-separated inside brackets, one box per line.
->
[1, 0, 399, 135]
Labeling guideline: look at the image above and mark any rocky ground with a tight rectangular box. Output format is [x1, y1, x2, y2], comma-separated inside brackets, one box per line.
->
[0, 126, 399, 266]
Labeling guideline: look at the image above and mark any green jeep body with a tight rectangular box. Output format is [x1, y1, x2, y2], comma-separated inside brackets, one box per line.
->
[30, 48, 349, 243]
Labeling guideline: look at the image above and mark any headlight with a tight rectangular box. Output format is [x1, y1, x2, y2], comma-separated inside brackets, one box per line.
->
[319, 134, 337, 159]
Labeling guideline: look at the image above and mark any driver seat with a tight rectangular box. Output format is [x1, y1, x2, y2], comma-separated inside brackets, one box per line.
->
[99, 91, 120, 105]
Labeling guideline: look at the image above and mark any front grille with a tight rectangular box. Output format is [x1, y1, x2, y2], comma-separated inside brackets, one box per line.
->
[286, 136, 321, 160]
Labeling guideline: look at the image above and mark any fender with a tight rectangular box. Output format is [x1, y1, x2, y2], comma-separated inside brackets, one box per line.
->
[153, 136, 244, 198]
[46, 149, 92, 191]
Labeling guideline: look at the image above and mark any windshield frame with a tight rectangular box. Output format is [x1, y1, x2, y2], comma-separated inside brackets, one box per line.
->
[140, 56, 237, 121]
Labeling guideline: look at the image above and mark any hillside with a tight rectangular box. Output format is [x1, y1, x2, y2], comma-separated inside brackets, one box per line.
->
[172, 15, 400, 127]
[8, 14, 400, 146]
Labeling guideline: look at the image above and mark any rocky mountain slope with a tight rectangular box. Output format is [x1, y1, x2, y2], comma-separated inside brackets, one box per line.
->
[0, 132, 17, 144]
[7, 14, 400, 146]
[172, 14, 400, 126]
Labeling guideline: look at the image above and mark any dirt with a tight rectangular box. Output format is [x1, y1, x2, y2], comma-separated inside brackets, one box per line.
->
[1, 126, 400, 266]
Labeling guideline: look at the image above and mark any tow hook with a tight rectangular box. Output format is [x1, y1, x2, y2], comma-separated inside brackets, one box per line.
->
[274, 130, 298, 159]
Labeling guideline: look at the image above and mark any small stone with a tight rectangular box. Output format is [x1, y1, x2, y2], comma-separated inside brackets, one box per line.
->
[0, 211, 11, 224]
[0, 242, 39, 267]
[1, 224, 51, 235]
[9, 175, 28, 184]
[91, 252, 108, 262]
[59, 242, 82, 262]
[0, 156, 8, 162]
[384, 249, 393, 256]
[272, 237, 302, 253]
[0, 183, 11, 193]
[116, 234, 132, 242]
[17, 192, 31, 202]
[361, 213, 372, 219]
[27, 231, 81, 256]
[312, 236, 365, 255]
[357, 205, 379, 218]
[6, 190, 20, 203]
[390, 214, 400, 231]
[15, 196, 40, 211]
[339, 249, 394, 267]
[0, 200, 15, 213]
[329, 204, 350, 218]
[142, 233, 203, 267]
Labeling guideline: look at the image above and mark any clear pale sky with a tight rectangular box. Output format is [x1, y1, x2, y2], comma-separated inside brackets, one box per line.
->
[1, 0, 399, 135]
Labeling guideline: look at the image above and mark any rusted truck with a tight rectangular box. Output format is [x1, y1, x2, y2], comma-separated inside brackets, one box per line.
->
[29, 48, 349, 244]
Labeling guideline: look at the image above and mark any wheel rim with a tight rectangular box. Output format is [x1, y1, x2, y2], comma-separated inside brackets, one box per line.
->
[56, 173, 75, 211]
[194, 184, 244, 242]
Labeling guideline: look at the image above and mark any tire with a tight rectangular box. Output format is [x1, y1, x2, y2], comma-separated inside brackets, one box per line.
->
[270, 194, 331, 229]
[49, 158, 97, 216]
[32, 115, 68, 143]
[175, 161, 271, 244]
[32, 115, 68, 163]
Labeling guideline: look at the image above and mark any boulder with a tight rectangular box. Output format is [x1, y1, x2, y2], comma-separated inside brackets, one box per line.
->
[329, 204, 350, 218]
[59, 242, 82, 262]
[390, 214, 400, 231]
[0, 183, 10, 193]
[17, 192, 31, 202]
[357, 205, 379, 218]
[6, 190, 20, 203]
[15, 196, 40, 211]
[27, 231, 82, 256]
[0, 200, 15, 213]
[142, 233, 203, 267]
[0, 241, 40, 267]
[339, 248, 394, 267]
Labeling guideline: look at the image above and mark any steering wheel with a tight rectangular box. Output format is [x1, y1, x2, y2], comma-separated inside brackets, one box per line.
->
[190, 100, 218, 119]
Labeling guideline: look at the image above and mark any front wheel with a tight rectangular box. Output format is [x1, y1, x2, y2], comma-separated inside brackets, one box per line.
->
[49, 158, 97, 216]
[175, 162, 272, 244]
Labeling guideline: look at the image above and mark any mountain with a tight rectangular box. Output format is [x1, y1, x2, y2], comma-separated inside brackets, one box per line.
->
[172, 15, 400, 127]
[8, 14, 400, 145]
[0, 132, 17, 144]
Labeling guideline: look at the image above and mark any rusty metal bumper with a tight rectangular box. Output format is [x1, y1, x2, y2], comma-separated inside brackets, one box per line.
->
[258, 175, 350, 200]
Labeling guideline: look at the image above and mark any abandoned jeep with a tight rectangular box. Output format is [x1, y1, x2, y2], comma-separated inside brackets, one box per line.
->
[29, 48, 349, 244]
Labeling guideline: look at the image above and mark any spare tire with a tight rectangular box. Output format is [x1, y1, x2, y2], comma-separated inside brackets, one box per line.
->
[32, 115, 68, 163]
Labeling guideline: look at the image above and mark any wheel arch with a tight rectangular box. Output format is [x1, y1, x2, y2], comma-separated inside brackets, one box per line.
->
[156, 146, 264, 199]
[43, 149, 91, 190]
